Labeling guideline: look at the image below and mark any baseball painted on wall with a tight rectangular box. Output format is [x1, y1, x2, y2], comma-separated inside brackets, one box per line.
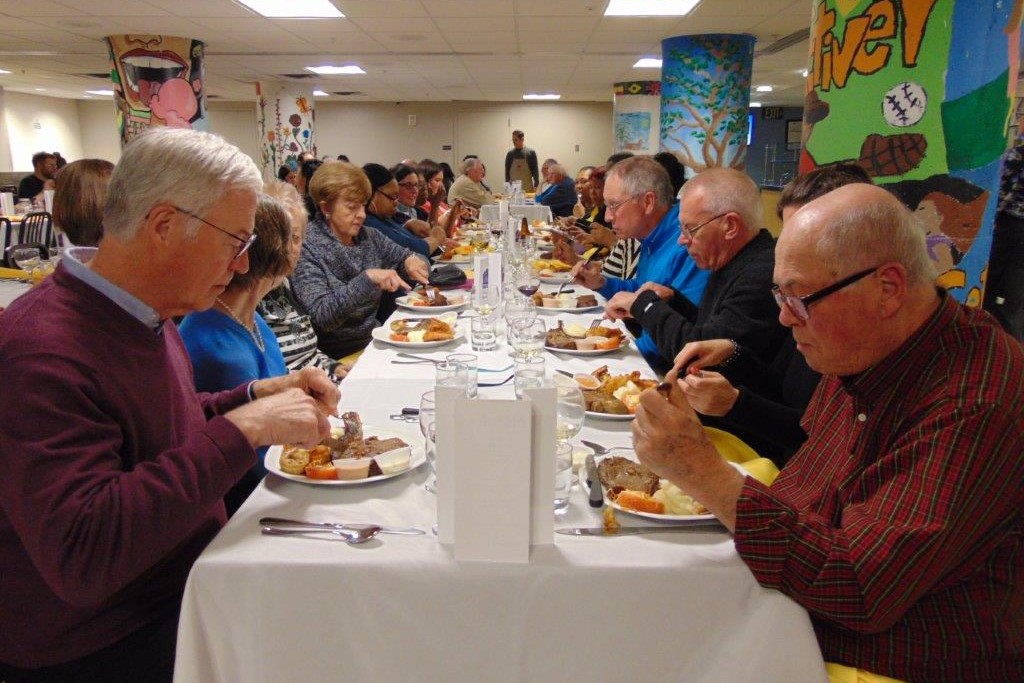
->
[882, 82, 927, 128]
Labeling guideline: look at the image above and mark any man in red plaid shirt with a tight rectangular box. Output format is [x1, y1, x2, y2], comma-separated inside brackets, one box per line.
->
[633, 183, 1024, 683]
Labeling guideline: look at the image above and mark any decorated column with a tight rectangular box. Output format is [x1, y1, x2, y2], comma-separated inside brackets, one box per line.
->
[613, 81, 661, 154]
[256, 82, 316, 180]
[659, 34, 755, 176]
[106, 35, 208, 146]
[799, 0, 1021, 305]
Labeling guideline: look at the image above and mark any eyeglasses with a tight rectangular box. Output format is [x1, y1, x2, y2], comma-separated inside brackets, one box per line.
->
[172, 205, 256, 260]
[375, 188, 400, 202]
[397, 181, 420, 190]
[606, 195, 639, 213]
[772, 267, 878, 320]
[682, 212, 729, 239]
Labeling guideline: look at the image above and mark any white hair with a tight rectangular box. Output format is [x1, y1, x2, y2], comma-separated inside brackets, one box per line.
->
[680, 168, 762, 235]
[104, 128, 262, 239]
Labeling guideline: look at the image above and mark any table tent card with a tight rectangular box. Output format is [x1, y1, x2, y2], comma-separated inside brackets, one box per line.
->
[1, 192, 13, 216]
[435, 385, 556, 563]
[472, 252, 502, 307]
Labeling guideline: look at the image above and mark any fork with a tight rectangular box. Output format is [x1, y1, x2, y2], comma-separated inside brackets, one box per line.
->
[580, 439, 634, 456]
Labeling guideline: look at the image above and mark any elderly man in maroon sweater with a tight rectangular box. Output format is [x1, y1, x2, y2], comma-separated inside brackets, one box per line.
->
[0, 128, 339, 683]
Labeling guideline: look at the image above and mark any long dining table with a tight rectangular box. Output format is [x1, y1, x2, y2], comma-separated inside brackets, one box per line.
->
[172, 281, 828, 683]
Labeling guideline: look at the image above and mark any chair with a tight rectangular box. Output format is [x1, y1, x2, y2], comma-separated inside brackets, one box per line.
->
[18, 211, 53, 247]
[0, 217, 11, 266]
[0, 184, 17, 195]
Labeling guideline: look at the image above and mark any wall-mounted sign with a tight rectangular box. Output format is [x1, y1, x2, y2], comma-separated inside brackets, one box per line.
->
[762, 106, 784, 120]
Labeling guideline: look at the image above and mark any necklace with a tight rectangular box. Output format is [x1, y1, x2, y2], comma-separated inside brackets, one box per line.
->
[215, 296, 265, 353]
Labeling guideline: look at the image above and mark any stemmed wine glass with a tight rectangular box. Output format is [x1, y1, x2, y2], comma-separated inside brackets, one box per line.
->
[10, 246, 45, 281]
[515, 270, 540, 299]
[419, 390, 437, 493]
[510, 318, 546, 358]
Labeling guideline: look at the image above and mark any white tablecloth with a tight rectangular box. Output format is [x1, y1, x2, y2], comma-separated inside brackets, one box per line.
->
[479, 203, 552, 225]
[173, 298, 827, 683]
[0, 279, 29, 308]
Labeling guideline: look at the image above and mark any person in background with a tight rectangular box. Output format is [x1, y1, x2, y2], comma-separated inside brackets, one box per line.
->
[571, 156, 709, 370]
[291, 161, 430, 359]
[179, 194, 294, 516]
[0, 127, 336, 683]
[535, 163, 578, 218]
[17, 151, 56, 202]
[671, 162, 872, 467]
[51, 158, 115, 247]
[391, 163, 428, 222]
[52, 152, 67, 171]
[257, 181, 352, 382]
[504, 129, 539, 192]
[336, 154, 350, 162]
[983, 139, 1024, 341]
[653, 151, 687, 196]
[298, 150, 317, 165]
[438, 161, 456, 194]
[606, 151, 634, 168]
[634, 183, 1023, 683]
[297, 159, 323, 220]
[447, 157, 495, 209]
[277, 164, 297, 186]
[362, 163, 451, 259]
[535, 157, 558, 195]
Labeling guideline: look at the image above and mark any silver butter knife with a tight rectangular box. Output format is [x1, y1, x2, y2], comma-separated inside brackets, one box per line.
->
[556, 524, 729, 536]
[259, 516, 426, 536]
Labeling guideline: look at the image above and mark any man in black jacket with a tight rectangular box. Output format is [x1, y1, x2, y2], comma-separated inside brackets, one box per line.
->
[605, 167, 784, 372]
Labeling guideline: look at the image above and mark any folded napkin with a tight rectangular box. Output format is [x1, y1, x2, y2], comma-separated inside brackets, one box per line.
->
[704, 427, 779, 486]
[0, 267, 30, 281]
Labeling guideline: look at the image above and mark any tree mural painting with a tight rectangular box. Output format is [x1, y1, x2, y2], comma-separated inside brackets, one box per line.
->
[660, 34, 755, 174]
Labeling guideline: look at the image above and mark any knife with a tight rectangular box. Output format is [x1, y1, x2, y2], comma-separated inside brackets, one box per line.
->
[556, 524, 729, 536]
[259, 517, 426, 536]
[584, 454, 603, 508]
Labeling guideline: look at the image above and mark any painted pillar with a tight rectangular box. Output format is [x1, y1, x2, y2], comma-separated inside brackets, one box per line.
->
[659, 34, 755, 176]
[105, 35, 208, 146]
[256, 82, 316, 180]
[612, 81, 661, 154]
[800, 0, 1021, 306]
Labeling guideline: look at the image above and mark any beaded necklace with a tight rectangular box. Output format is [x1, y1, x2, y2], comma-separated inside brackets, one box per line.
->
[215, 296, 265, 353]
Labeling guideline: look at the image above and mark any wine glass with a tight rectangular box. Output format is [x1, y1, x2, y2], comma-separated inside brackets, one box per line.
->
[554, 376, 586, 446]
[469, 230, 489, 253]
[511, 318, 546, 359]
[472, 286, 499, 317]
[503, 295, 536, 331]
[10, 246, 44, 281]
[419, 390, 437, 493]
[515, 270, 540, 298]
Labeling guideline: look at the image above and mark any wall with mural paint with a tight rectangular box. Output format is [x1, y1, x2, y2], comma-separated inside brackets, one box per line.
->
[801, 0, 1020, 306]
[106, 35, 208, 146]
[613, 81, 661, 154]
[256, 84, 315, 178]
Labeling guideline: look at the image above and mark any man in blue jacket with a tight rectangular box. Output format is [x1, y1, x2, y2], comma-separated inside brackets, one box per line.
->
[571, 156, 709, 370]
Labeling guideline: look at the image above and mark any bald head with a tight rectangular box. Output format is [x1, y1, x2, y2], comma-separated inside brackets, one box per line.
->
[680, 167, 762, 235]
[784, 183, 935, 288]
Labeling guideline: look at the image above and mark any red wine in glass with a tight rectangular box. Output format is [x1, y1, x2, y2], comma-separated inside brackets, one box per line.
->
[517, 284, 539, 297]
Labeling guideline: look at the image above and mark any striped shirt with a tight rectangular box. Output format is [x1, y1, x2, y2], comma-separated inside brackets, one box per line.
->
[257, 282, 339, 376]
[734, 292, 1024, 682]
[601, 238, 640, 280]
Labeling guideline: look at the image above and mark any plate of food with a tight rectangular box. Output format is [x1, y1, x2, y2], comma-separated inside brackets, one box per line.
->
[531, 258, 573, 283]
[530, 291, 602, 314]
[570, 365, 658, 418]
[589, 455, 715, 521]
[265, 413, 426, 486]
[371, 314, 461, 348]
[395, 288, 467, 312]
[544, 322, 628, 355]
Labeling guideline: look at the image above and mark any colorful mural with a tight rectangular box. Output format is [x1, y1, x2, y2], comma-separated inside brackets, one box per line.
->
[256, 82, 316, 178]
[659, 34, 755, 174]
[800, 0, 1022, 305]
[613, 81, 661, 154]
[105, 35, 207, 145]
[615, 113, 652, 152]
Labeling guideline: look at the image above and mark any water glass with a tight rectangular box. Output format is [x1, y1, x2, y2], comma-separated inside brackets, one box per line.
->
[554, 441, 573, 513]
[470, 313, 498, 351]
[435, 360, 469, 393]
[469, 231, 490, 253]
[419, 391, 437, 493]
[446, 353, 478, 398]
[513, 356, 546, 399]
[511, 318, 546, 358]
[554, 375, 586, 444]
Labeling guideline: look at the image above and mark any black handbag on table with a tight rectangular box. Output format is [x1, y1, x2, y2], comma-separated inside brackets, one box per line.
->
[428, 264, 468, 289]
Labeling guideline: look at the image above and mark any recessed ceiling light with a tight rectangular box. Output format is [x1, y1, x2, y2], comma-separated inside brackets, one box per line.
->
[749, 102, 763, 108]
[633, 58, 662, 68]
[306, 65, 365, 75]
[0, 69, 10, 75]
[800, 69, 809, 78]
[605, 0, 699, 16]
[236, 0, 343, 18]
[523, 93, 560, 100]
[755, 85, 774, 92]
[86, 89, 115, 96]
[34, 88, 46, 92]
[313, 90, 328, 97]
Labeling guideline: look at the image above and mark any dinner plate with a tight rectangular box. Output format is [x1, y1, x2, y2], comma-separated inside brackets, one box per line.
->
[537, 273, 573, 284]
[395, 294, 467, 313]
[544, 339, 628, 356]
[438, 254, 473, 264]
[371, 324, 463, 348]
[264, 426, 426, 486]
[536, 303, 603, 315]
[586, 455, 716, 522]
[584, 409, 634, 421]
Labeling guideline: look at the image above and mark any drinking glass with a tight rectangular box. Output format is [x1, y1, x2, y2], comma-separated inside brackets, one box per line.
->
[553, 441, 573, 513]
[419, 390, 437, 493]
[446, 353, 478, 398]
[469, 230, 489, 253]
[513, 356, 546, 399]
[514, 269, 541, 298]
[10, 246, 44, 281]
[511, 318, 546, 359]
[554, 375, 586, 445]
[435, 360, 469, 393]
[470, 313, 498, 351]
[503, 296, 536, 333]
[472, 286, 499, 317]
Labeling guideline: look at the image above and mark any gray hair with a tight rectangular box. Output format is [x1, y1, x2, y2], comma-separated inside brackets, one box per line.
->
[461, 157, 483, 175]
[607, 156, 673, 207]
[815, 194, 936, 287]
[680, 167, 762, 235]
[547, 163, 567, 180]
[104, 128, 262, 239]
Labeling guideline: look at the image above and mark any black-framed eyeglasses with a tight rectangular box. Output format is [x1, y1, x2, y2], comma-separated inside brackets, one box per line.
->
[606, 195, 639, 213]
[172, 205, 256, 260]
[397, 181, 420, 190]
[682, 212, 729, 239]
[375, 188, 400, 202]
[772, 266, 878, 320]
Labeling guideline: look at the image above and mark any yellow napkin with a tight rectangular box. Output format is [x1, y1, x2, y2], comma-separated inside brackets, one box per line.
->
[0, 267, 30, 281]
[704, 427, 780, 486]
[826, 662, 908, 683]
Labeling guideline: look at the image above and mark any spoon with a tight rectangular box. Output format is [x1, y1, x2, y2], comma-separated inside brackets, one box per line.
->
[579, 439, 634, 456]
[261, 525, 381, 544]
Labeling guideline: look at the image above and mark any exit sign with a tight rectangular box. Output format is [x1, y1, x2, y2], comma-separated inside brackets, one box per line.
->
[762, 107, 784, 120]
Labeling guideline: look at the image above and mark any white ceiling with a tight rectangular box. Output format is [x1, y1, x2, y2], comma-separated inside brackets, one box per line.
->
[0, 0, 813, 105]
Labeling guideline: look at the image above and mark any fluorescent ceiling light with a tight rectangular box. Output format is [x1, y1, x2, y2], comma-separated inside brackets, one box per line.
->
[236, 0, 343, 18]
[633, 58, 662, 68]
[306, 64, 365, 75]
[605, 0, 699, 16]
[313, 90, 328, 97]
[0, 69, 10, 74]
[800, 69, 808, 78]
[523, 93, 560, 100]
[755, 85, 774, 92]
[86, 89, 114, 96]
[34, 88, 46, 92]
[749, 102, 762, 108]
